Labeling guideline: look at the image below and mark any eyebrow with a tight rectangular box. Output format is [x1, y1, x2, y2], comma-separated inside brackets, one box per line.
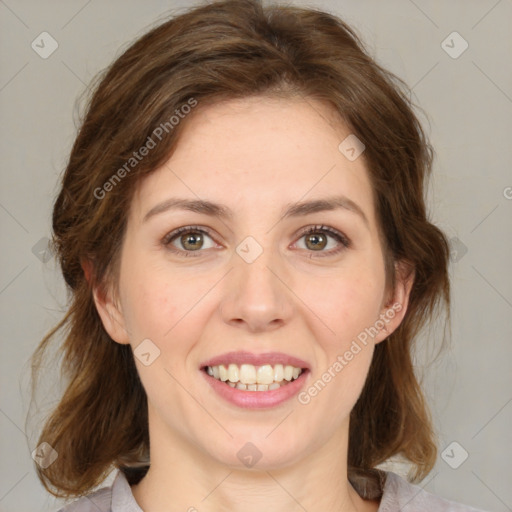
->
[143, 195, 369, 227]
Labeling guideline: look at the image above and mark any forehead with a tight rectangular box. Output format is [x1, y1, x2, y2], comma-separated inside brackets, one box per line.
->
[129, 95, 376, 227]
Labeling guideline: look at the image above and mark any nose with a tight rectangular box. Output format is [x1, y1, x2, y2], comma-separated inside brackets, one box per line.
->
[220, 247, 294, 333]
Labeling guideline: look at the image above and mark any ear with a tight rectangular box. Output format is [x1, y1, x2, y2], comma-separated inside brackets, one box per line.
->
[81, 257, 130, 345]
[374, 259, 415, 344]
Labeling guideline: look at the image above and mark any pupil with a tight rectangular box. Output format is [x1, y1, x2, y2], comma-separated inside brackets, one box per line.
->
[183, 232, 202, 250]
[307, 233, 326, 250]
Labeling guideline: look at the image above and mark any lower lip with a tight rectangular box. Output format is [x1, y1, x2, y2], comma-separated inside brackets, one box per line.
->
[200, 369, 309, 409]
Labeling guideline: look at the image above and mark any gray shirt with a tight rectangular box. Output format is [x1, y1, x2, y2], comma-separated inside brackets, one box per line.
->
[56, 469, 488, 511]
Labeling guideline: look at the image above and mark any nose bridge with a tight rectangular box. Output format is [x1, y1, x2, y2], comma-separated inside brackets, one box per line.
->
[220, 233, 293, 330]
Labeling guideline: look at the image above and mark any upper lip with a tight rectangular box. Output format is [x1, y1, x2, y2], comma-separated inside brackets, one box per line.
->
[200, 351, 311, 370]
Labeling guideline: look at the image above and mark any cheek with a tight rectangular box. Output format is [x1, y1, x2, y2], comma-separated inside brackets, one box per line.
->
[119, 245, 187, 335]
[118, 253, 179, 339]
[120, 263, 215, 353]
[299, 269, 384, 343]
[123, 284, 184, 341]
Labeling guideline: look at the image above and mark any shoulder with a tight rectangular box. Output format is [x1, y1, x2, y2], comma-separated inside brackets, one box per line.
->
[379, 471, 489, 512]
[55, 484, 112, 512]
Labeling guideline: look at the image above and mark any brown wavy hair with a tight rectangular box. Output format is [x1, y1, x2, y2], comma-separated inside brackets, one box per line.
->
[28, 0, 450, 499]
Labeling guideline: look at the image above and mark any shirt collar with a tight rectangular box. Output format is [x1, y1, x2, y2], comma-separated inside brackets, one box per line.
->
[111, 470, 144, 512]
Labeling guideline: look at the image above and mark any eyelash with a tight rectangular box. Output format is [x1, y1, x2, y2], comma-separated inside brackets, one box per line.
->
[162, 224, 351, 258]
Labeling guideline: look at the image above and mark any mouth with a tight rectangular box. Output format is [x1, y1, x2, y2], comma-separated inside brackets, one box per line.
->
[201, 363, 305, 391]
[199, 351, 310, 408]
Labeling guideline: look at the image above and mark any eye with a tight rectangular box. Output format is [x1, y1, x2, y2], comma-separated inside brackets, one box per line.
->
[294, 225, 350, 256]
[162, 226, 217, 257]
[162, 224, 351, 258]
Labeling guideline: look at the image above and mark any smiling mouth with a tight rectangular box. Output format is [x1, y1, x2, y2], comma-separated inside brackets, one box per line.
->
[202, 363, 306, 391]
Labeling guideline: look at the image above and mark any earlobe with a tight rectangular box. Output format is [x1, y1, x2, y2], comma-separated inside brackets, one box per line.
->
[81, 257, 131, 345]
[374, 260, 415, 344]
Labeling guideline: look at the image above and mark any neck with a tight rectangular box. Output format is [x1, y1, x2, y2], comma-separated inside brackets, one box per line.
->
[130, 409, 380, 512]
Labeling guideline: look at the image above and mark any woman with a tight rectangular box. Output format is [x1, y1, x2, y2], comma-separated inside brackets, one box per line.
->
[29, 1, 487, 510]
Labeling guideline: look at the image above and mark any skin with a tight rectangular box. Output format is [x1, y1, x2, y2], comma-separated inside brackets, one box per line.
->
[92, 96, 414, 512]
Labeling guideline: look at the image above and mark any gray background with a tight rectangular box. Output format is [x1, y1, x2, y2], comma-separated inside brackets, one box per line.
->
[0, 1, 511, 511]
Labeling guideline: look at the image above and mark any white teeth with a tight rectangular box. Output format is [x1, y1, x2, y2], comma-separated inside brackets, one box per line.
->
[228, 363, 239, 382]
[273, 364, 284, 382]
[256, 364, 274, 384]
[240, 364, 257, 384]
[283, 365, 293, 381]
[219, 364, 228, 381]
[205, 362, 304, 389]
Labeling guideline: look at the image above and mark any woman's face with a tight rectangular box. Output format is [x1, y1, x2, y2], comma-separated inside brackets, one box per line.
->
[95, 96, 411, 469]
